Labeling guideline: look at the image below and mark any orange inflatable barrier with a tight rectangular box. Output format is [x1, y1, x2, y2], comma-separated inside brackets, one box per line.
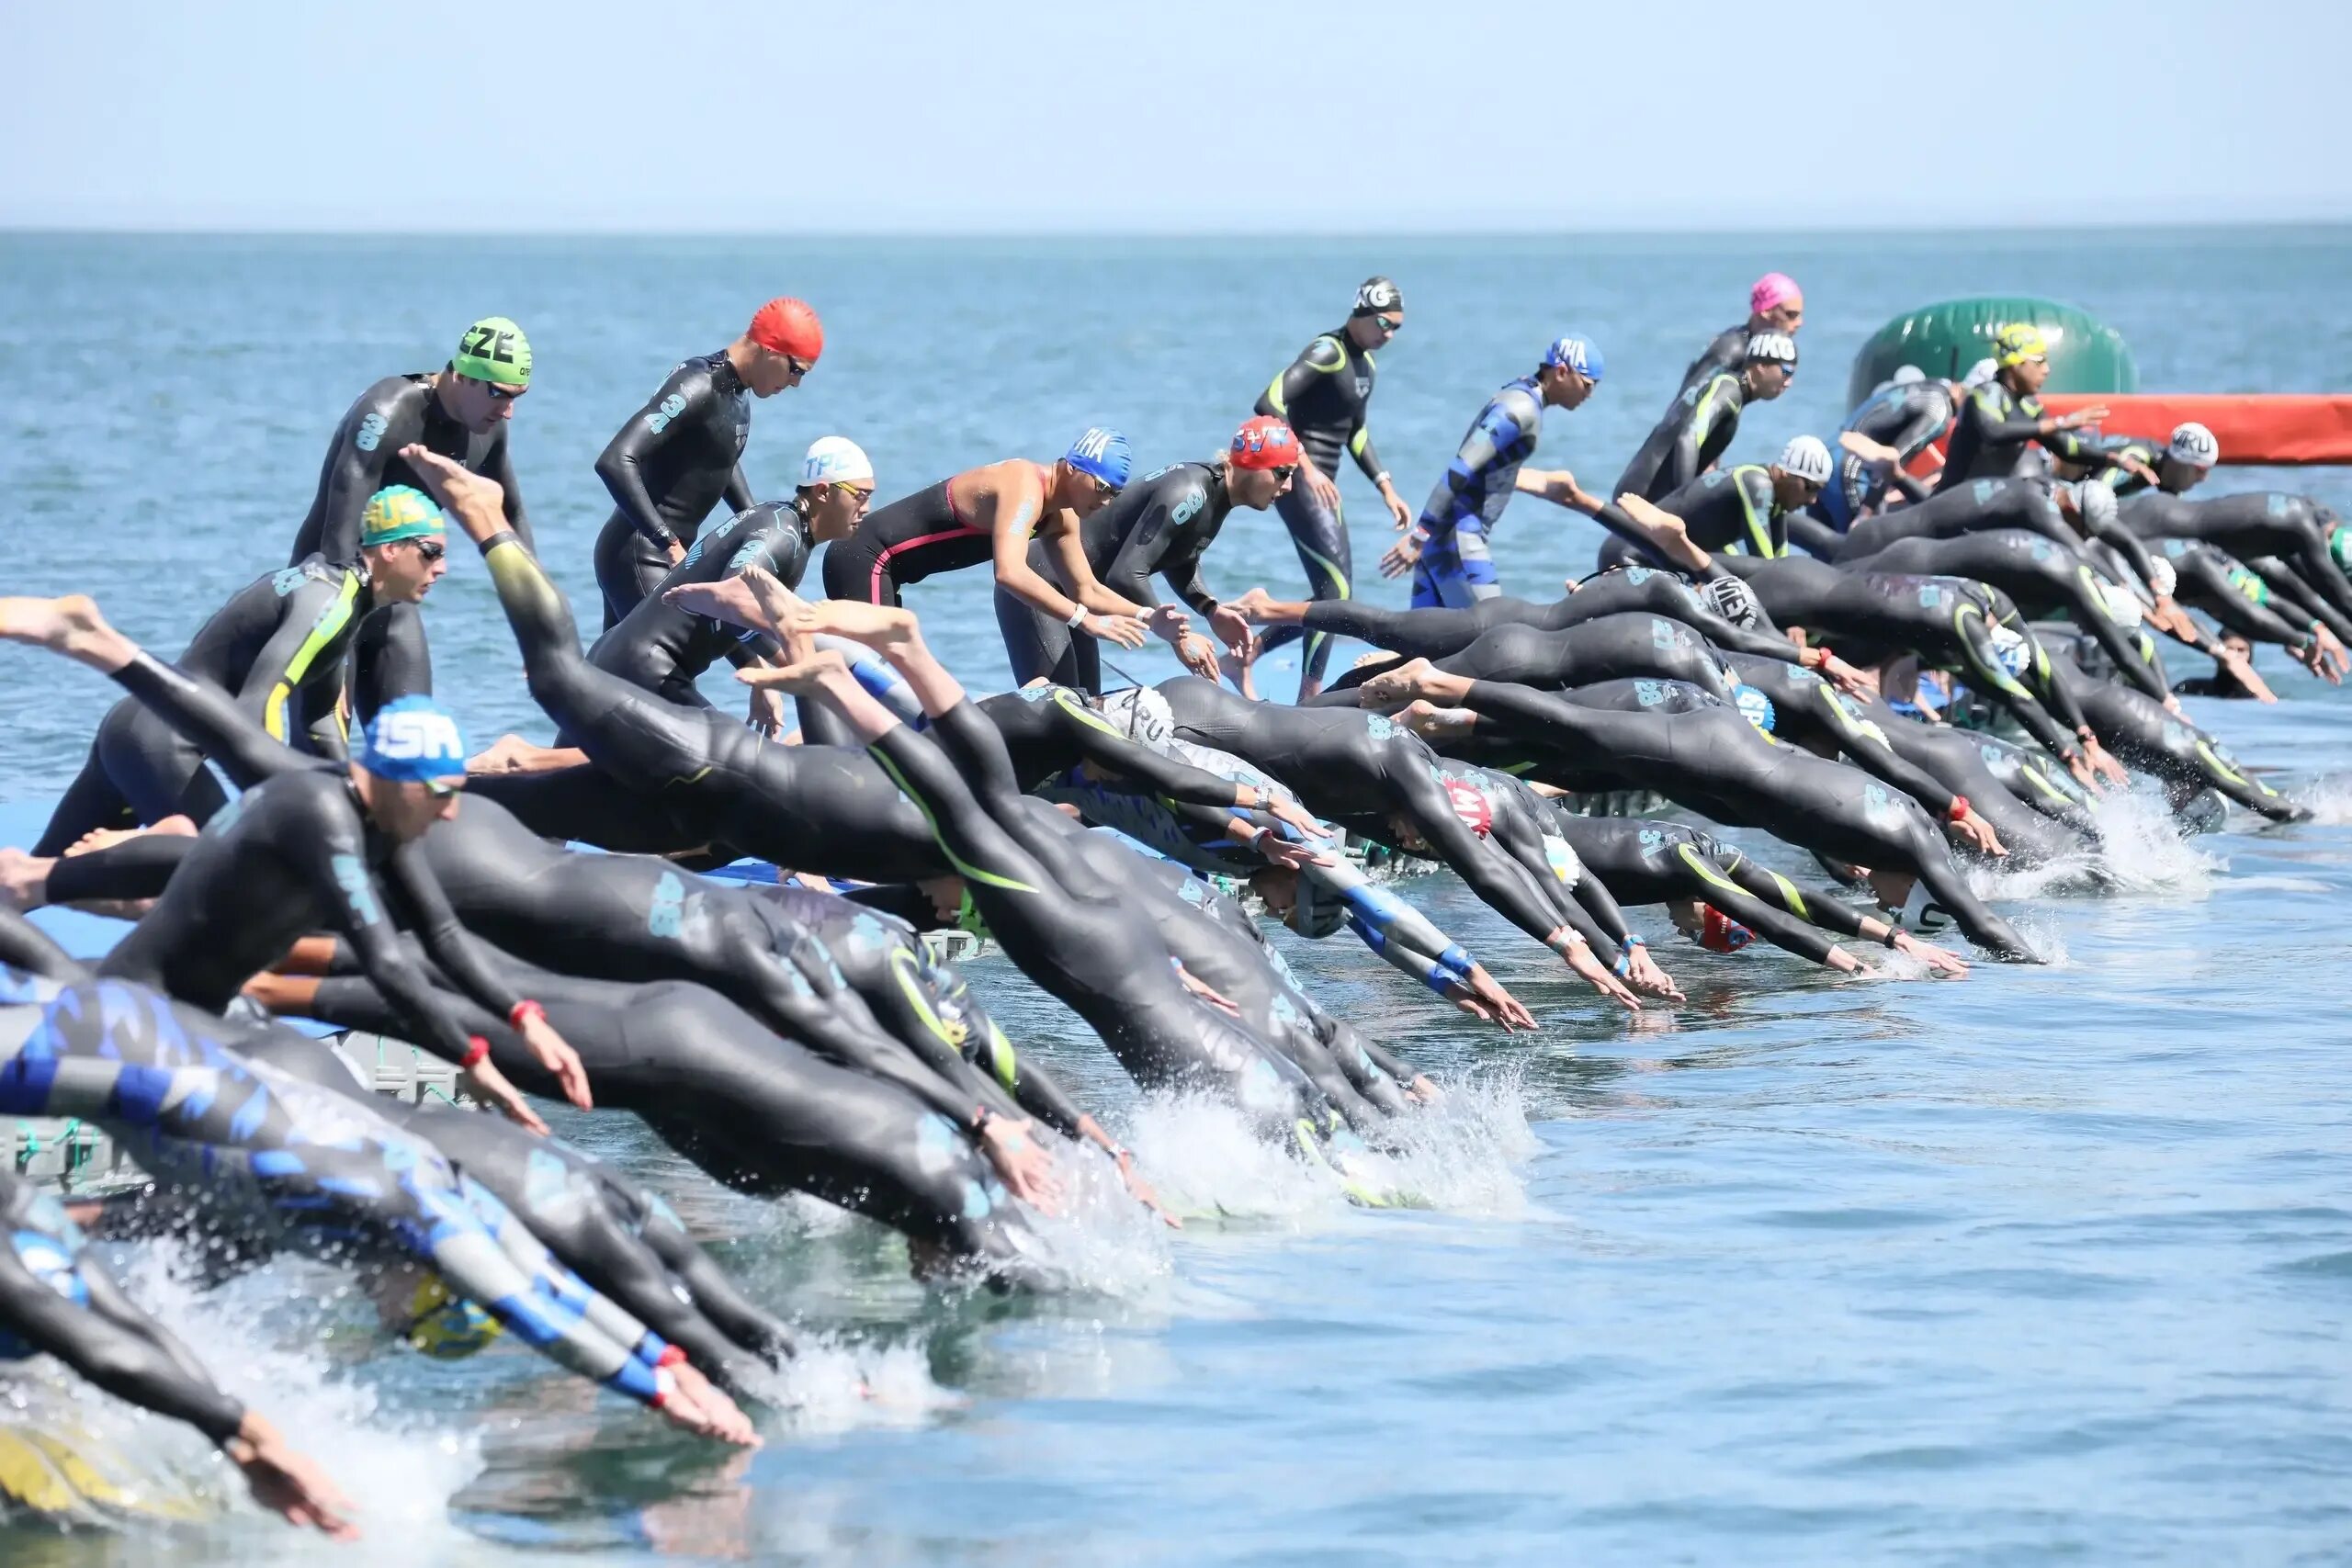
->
[2034, 395, 2352, 466]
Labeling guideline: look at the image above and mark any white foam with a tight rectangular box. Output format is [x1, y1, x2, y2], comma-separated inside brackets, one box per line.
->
[2292, 772, 2352, 824]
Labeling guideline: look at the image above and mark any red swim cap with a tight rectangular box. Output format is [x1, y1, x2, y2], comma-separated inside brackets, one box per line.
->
[748, 297, 824, 362]
[1442, 778, 1493, 838]
[1699, 905, 1755, 953]
[1229, 414, 1299, 470]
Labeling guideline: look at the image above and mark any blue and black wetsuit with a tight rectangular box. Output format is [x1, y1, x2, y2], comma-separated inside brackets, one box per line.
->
[1408, 377, 1544, 606]
[1815, 378, 1954, 532]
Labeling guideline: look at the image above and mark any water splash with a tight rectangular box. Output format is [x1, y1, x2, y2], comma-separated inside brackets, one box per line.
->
[2292, 772, 2352, 824]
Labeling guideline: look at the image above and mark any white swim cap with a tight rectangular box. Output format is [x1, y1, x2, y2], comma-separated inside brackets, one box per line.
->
[800, 435, 873, 488]
[1777, 434, 1833, 485]
[1702, 574, 1762, 628]
[1098, 687, 1174, 750]
[2147, 556, 2177, 598]
[2167, 422, 2219, 468]
[1961, 358, 2000, 390]
[1988, 623, 2031, 678]
[2069, 479, 2117, 532]
[1891, 364, 1927, 386]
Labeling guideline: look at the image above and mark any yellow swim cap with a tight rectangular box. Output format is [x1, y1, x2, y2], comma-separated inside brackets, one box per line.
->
[1994, 323, 2048, 367]
[403, 1274, 503, 1359]
[360, 484, 446, 547]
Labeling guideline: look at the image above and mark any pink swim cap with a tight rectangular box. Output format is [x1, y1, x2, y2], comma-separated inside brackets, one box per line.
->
[1751, 272, 1803, 314]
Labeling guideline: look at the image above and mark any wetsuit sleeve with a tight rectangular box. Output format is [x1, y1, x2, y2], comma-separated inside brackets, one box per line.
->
[481, 429, 534, 551]
[1809, 684, 1960, 817]
[308, 404, 397, 566]
[0, 908, 85, 980]
[1784, 511, 1845, 561]
[723, 466, 755, 518]
[1667, 844, 1841, 964]
[1256, 338, 1334, 423]
[2088, 518, 2164, 594]
[2177, 549, 2314, 648]
[110, 651, 305, 789]
[1416, 399, 1532, 546]
[238, 572, 365, 745]
[0, 1258, 245, 1445]
[1042, 690, 1250, 808]
[1159, 528, 1222, 617]
[1885, 396, 1952, 464]
[1491, 812, 1608, 950]
[967, 1011, 1091, 1138]
[302, 796, 481, 1065]
[1386, 763, 1578, 948]
[594, 366, 707, 549]
[1965, 387, 2046, 446]
[382, 840, 526, 1021]
[2063, 571, 2173, 702]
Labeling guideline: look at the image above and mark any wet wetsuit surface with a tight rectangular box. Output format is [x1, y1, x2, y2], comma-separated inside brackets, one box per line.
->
[0, 1166, 246, 1443]
[1409, 378, 1544, 606]
[1597, 465, 1784, 570]
[1815, 379, 1954, 530]
[2041, 644, 2303, 822]
[1313, 613, 1736, 705]
[587, 501, 811, 705]
[290, 374, 529, 565]
[1000, 462, 1229, 690]
[1616, 370, 1745, 503]
[0, 965, 675, 1404]
[1546, 814, 1856, 965]
[593, 351, 755, 626]
[1255, 330, 1387, 686]
[2120, 491, 2352, 626]
[38, 557, 371, 854]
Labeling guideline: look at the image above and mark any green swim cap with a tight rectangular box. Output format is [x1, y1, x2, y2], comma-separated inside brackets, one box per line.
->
[453, 316, 533, 387]
[403, 1273, 503, 1360]
[360, 484, 445, 547]
[2330, 526, 2352, 578]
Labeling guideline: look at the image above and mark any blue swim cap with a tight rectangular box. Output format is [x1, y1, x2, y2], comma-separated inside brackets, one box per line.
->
[359, 695, 468, 785]
[1732, 682, 1776, 734]
[1544, 334, 1604, 381]
[1064, 426, 1132, 491]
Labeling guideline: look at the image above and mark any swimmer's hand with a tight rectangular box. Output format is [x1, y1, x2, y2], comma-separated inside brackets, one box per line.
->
[747, 682, 788, 738]
[1946, 805, 2006, 857]
[2220, 644, 2278, 702]
[1172, 631, 1222, 682]
[665, 538, 689, 567]
[1247, 825, 1331, 871]
[1377, 534, 1422, 578]
[1300, 457, 1342, 518]
[2291, 637, 2342, 685]
[224, 1411, 359, 1540]
[1556, 933, 1643, 1012]
[1261, 795, 1332, 843]
[1207, 604, 1254, 655]
[1081, 611, 1151, 650]
[977, 1114, 1064, 1215]
[516, 1011, 594, 1111]
[2080, 734, 2131, 788]
[464, 1057, 550, 1136]
[1815, 651, 1876, 700]
[1893, 930, 1970, 978]
[1837, 431, 1902, 468]
[1463, 966, 1536, 1032]
[1115, 1151, 1180, 1228]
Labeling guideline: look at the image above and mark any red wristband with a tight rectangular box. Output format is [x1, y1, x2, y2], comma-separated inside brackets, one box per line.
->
[508, 999, 546, 1030]
[1946, 795, 1970, 824]
[461, 1035, 490, 1069]
[655, 1344, 686, 1369]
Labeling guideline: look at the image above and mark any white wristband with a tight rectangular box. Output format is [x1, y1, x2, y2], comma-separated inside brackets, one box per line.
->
[1066, 607, 1088, 629]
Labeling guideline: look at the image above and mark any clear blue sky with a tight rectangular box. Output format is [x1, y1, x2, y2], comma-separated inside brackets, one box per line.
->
[7, 0, 2346, 232]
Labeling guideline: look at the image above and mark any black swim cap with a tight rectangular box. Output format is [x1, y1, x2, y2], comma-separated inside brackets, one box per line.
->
[1351, 276, 1402, 316]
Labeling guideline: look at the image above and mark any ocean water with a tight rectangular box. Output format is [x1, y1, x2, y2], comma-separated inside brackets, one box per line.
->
[3, 229, 2351, 1565]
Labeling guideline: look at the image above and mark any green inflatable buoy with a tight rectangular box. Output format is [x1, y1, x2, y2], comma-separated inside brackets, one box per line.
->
[1847, 296, 2138, 410]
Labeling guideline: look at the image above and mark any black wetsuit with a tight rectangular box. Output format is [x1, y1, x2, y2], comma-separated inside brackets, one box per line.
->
[1254, 329, 1387, 687]
[593, 352, 755, 627]
[2150, 537, 2328, 654]
[1596, 464, 1787, 570]
[465, 527, 945, 878]
[290, 374, 528, 565]
[1843, 529, 2175, 703]
[347, 601, 435, 728]
[2041, 644, 2305, 822]
[292, 960, 1050, 1280]
[1936, 381, 2126, 492]
[1724, 556, 2092, 764]
[1436, 763, 1639, 962]
[1616, 368, 1748, 502]
[0, 1167, 247, 1446]
[1295, 564, 1799, 668]
[1313, 612, 1736, 705]
[78, 652, 528, 1069]
[38, 557, 371, 854]
[1804, 379, 1954, 540]
[1438, 678, 2035, 957]
[848, 694, 1348, 1149]
[1000, 462, 1228, 690]
[2120, 491, 2352, 627]
[1155, 677, 1592, 954]
[1834, 476, 2167, 598]
[1679, 323, 1755, 393]
[1545, 815, 1867, 967]
[231, 1032, 794, 1393]
[586, 500, 812, 706]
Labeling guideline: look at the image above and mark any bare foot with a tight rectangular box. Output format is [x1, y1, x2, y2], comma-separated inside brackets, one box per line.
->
[1227, 586, 1299, 626]
[737, 650, 851, 694]
[803, 598, 920, 651]
[1358, 657, 1442, 708]
[467, 735, 582, 775]
[1217, 647, 1259, 700]
[399, 446, 507, 540]
[64, 818, 187, 857]
[0, 848, 53, 911]
[0, 594, 133, 669]
[662, 576, 773, 636]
